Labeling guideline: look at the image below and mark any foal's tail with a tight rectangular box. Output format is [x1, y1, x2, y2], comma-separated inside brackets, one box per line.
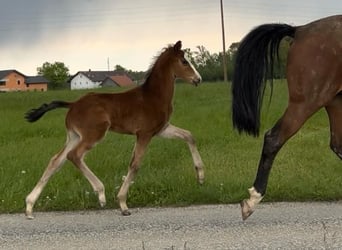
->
[232, 23, 296, 136]
[25, 101, 70, 122]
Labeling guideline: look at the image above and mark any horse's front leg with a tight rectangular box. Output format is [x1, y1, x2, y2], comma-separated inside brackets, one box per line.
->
[325, 95, 342, 160]
[117, 134, 152, 216]
[157, 123, 204, 184]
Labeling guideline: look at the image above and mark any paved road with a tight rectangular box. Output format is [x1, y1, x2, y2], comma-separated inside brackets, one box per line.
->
[1, 202, 342, 249]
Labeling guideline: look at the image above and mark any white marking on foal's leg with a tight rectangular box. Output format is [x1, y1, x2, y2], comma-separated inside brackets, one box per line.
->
[117, 137, 150, 216]
[158, 124, 205, 184]
[117, 170, 135, 215]
[189, 142, 204, 184]
[25, 132, 79, 219]
[26, 154, 66, 219]
[78, 157, 106, 207]
[240, 187, 263, 221]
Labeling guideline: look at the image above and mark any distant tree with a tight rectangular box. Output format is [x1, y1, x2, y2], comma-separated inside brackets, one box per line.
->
[225, 42, 240, 80]
[114, 64, 126, 71]
[127, 70, 146, 84]
[110, 41, 290, 84]
[113, 64, 145, 84]
[184, 48, 196, 65]
[191, 46, 223, 81]
[228, 42, 239, 62]
[193, 45, 212, 66]
[37, 62, 70, 89]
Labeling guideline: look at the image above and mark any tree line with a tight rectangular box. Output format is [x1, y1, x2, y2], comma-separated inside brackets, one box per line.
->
[185, 37, 291, 82]
[38, 39, 291, 89]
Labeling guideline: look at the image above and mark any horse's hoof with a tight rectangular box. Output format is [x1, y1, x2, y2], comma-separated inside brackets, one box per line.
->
[196, 170, 205, 185]
[240, 199, 254, 221]
[25, 205, 34, 219]
[98, 193, 106, 207]
[121, 210, 131, 216]
[25, 212, 34, 220]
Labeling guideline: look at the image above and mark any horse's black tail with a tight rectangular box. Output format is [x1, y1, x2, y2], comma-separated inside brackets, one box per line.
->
[25, 100, 70, 122]
[232, 23, 296, 136]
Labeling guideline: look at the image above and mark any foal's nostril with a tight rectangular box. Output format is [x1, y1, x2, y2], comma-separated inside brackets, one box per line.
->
[193, 77, 201, 85]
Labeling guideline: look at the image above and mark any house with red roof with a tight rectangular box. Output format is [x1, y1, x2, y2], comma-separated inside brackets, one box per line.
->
[69, 70, 135, 90]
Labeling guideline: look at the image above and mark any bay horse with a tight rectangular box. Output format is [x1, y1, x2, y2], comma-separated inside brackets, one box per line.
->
[24, 41, 204, 219]
[232, 15, 342, 220]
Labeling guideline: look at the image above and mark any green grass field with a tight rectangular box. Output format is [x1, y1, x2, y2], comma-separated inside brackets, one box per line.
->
[0, 81, 341, 214]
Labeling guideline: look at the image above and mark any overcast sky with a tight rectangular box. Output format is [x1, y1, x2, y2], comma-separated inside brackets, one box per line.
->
[0, 0, 341, 75]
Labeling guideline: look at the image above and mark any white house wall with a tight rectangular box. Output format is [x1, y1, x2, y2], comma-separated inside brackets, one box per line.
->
[70, 73, 101, 90]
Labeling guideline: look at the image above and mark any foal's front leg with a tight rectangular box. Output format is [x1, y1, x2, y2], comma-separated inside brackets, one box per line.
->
[158, 124, 205, 184]
[117, 134, 152, 215]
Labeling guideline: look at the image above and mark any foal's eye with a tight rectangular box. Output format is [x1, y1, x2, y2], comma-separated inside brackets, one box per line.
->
[181, 58, 189, 66]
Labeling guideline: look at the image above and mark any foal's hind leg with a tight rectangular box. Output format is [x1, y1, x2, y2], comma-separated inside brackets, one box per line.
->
[25, 131, 79, 219]
[241, 102, 321, 220]
[67, 128, 108, 208]
[117, 134, 152, 216]
[325, 95, 342, 159]
[157, 124, 204, 184]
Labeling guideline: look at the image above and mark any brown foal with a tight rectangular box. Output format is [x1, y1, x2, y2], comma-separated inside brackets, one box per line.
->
[25, 41, 204, 219]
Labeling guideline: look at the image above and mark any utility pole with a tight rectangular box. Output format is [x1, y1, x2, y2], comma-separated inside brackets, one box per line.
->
[220, 0, 228, 82]
[107, 57, 110, 71]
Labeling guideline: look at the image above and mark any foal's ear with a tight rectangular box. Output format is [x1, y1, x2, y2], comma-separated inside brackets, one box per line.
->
[174, 41, 182, 52]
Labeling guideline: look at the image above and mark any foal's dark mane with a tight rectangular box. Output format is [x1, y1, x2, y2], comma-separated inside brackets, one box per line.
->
[143, 45, 176, 86]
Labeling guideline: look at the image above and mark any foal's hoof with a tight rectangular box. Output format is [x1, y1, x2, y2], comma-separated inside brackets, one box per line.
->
[25, 212, 34, 220]
[121, 210, 131, 216]
[99, 201, 106, 208]
[98, 193, 106, 207]
[196, 171, 205, 185]
[25, 205, 34, 220]
[240, 199, 254, 221]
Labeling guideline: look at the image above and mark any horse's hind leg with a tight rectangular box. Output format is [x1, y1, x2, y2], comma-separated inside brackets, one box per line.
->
[325, 95, 342, 159]
[157, 124, 204, 184]
[241, 102, 321, 220]
[67, 127, 108, 208]
[117, 134, 152, 216]
[25, 130, 79, 219]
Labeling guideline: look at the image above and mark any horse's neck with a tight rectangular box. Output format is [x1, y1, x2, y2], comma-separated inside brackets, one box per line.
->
[142, 70, 175, 105]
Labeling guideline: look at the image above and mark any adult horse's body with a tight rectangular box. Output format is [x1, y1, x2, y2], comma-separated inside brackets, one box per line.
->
[232, 15, 342, 220]
[25, 41, 204, 219]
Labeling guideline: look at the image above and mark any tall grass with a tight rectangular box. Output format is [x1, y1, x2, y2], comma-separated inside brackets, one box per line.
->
[0, 81, 341, 213]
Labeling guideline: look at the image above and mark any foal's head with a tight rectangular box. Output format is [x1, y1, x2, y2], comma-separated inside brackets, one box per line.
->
[159, 41, 202, 86]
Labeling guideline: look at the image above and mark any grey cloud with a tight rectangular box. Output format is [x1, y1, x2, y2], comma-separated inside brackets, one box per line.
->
[0, 0, 115, 46]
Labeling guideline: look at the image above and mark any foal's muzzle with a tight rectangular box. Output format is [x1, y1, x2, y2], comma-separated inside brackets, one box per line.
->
[192, 76, 202, 86]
